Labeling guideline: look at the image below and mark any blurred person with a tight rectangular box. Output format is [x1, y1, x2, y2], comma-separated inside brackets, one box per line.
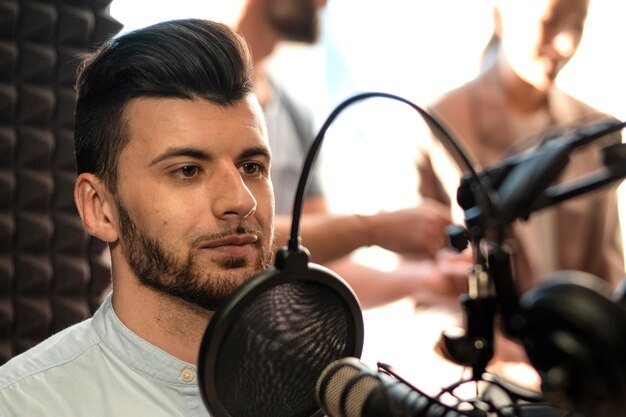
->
[416, 0, 624, 388]
[233, 0, 471, 308]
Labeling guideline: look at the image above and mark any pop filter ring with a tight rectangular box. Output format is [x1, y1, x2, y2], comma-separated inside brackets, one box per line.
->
[197, 92, 490, 417]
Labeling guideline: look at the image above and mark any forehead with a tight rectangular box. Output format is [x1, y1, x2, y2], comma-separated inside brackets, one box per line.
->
[121, 96, 269, 158]
[501, 0, 588, 20]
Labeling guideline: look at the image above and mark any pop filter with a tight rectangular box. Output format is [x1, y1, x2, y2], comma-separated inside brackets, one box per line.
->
[198, 247, 363, 417]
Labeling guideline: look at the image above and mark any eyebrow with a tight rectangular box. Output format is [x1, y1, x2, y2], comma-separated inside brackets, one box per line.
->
[149, 146, 271, 166]
[240, 146, 272, 161]
[149, 147, 210, 166]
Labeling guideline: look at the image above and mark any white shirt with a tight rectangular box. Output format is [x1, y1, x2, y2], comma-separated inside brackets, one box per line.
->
[0, 295, 210, 417]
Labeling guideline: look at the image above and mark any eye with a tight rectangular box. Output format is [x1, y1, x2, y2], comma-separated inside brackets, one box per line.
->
[173, 165, 200, 180]
[239, 162, 265, 177]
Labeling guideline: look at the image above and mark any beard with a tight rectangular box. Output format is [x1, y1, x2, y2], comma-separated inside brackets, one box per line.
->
[114, 198, 274, 310]
[267, 0, 320, 43]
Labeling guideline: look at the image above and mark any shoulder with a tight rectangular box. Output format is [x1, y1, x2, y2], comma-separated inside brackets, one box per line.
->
[0, 318, 99, 390]
[551, 89, 617, 123]
[270, 78, 313, 124]
[429, 83, 471, 120]
[422, 82, 474, 157]
[430, 82, 472, 110]
[427, 81, 475, 145]
[0, 318, 102, 416]
[550, 89, 622, 148]
[268, 77, 306, 109]
[428, 88, 468, 131]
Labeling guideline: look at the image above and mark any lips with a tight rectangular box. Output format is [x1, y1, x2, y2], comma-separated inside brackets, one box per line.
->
[199, 234, 259, 257]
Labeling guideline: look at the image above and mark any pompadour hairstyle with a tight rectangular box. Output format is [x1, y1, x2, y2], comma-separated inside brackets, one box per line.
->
[74, 18, 254, 189]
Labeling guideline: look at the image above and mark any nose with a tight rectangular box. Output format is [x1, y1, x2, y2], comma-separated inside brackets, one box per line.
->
[212, 165, 257, 220]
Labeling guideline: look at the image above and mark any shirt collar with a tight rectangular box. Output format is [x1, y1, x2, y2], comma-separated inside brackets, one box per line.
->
[92, 294, 200, 387]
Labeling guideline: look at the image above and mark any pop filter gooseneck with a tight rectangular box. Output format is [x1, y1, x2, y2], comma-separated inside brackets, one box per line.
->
[287, 91, 489, 252]
[197, 92, 489, 417]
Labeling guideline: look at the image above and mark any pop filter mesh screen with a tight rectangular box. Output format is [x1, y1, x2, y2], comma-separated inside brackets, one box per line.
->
[213, 279, 357, 417]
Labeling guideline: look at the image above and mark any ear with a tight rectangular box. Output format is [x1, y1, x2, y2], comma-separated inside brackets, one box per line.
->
[74, 173, 119, 243]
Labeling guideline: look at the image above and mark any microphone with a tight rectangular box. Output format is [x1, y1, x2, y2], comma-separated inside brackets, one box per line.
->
[317, 358, 572, 417]
[456, 119, 626, 227]
[495, 119, 625, 223]
[316, 357, 479, 417]
[494, 138, 570, 224]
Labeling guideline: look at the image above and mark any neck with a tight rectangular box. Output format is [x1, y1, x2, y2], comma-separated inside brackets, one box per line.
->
[496, 59, 550, 114]
[110, 259, 213, 365]
[234, 1, 283, 107]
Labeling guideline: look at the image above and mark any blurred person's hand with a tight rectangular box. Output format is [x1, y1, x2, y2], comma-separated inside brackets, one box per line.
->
[361, 198, 453, 257]
[423, 249, 472, 298]
[396, 248, 473, 302]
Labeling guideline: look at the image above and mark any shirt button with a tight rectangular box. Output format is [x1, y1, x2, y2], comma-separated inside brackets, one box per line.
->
[180, 368, 195, 383]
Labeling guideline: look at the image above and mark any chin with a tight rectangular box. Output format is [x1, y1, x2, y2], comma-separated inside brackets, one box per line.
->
[525, 73, 552, 92]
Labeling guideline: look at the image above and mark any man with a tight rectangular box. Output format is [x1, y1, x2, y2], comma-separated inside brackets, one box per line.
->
[417, 0, 624, 389]
[233, 0, 471, 307]
[0, 19, 270, 416]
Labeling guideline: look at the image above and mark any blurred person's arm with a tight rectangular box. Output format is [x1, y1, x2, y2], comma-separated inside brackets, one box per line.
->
[327, 250, 471, 309]
[273, 197, 452, 264]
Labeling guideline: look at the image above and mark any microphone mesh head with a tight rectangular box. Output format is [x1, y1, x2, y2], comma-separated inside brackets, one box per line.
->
[317, 358, 380, 417]
[317, 360, 361, 417]
[210, 277, 360, 417]
[343, 374, 380, 417]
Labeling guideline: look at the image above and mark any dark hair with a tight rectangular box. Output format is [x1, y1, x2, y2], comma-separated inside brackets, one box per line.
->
[74, 18, 254, 189]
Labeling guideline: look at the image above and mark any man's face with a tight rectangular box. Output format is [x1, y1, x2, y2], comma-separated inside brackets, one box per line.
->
[499, 0, 588, 91]
[264, 0, 325, 43]
[112, 96, 275, 310]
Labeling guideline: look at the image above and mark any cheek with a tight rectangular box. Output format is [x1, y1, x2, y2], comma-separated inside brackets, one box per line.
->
[151, 201, 199, 234]
[121, 188, 193, 236]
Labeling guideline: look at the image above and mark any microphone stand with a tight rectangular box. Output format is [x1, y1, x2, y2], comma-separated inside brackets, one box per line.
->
[440, 203, 500, 380]
[440, 120, 626, 386]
